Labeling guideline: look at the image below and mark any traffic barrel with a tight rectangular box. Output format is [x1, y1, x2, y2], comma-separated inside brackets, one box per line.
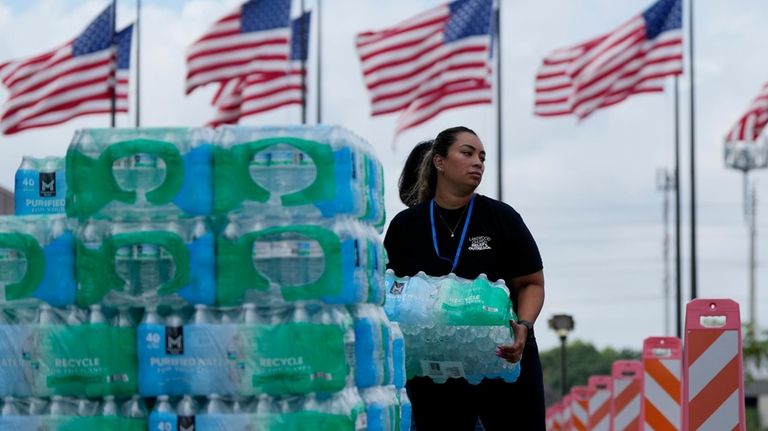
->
[611, 359, 642, 431]
[588, 375, 613, 431]
[642, 336, 683, 430]
[570, 385, 592, 431]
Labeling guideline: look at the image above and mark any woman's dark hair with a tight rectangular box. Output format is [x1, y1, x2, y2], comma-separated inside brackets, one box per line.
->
[398, 140, 433, 206]
[398, 126, 478, 206]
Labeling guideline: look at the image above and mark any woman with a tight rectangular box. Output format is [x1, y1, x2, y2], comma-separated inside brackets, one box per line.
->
[384, 126, 546, 430]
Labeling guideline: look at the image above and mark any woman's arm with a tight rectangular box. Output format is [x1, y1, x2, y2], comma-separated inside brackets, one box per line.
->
[496, 270, 545, 363]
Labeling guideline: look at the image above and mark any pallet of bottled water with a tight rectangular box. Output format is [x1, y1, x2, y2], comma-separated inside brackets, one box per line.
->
[66, 128, 214, 220]
[384, 271, 521, 384]
[0, 395, 147, 430]
[0, 216, 75, 307]
[0, 305, 138, 398]
[75, 217, 215, 307]
[217, 216, 385, 306]
[213, 125, 385, 228]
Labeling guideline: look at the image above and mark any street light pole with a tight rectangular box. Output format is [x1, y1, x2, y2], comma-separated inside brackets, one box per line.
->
[549, 314, 575, 398]
[559, 335, 567, 396]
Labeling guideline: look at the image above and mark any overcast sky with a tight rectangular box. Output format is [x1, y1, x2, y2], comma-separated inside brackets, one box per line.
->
[1, 0, 766, 352]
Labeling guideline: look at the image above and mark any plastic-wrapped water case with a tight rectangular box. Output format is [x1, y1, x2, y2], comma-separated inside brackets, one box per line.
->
[66, 128, 214, 220]
[149, 389, 366, 431]
[384, 271, 520, 384]
[0, 395, 147, 430]
[15, 156, 68, 215]
[361, 386, 399, 431]
[213, 125, 384, 222]
[217, 216, 384, 306]
[138, 303, 355, 397]
[0, 216, 75, 307]
[75, 217, 215, 307]
[0, 305, 138, 398]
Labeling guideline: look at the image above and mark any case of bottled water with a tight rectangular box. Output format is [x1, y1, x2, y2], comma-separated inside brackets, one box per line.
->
[138, 303, 355, 397]
[75, 217, 215, 307]
[217, 216, 384, 306]
[15, 156, 68, 215]
[0, 395, 147, 430]
[384, 271, 521, 384]
[349, 304, 393, 389]
[0, 305, 138, 397]
[66, 128, 214, 220]
[149, 388, 367, 431]
[213, 125, 384, 224]
[361, 386, 399, 431]
[0, 216, 75, 307]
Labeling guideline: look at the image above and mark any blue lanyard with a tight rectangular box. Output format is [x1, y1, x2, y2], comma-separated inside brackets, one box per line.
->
[430, 194, 475, 272]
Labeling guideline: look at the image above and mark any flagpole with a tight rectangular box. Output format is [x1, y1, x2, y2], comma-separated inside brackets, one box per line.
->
[674, 76, 682, 338]
[300, 0, 307, 125]
[495, 1, 502, 202]
[688, 0, 698, 299]
[135, 0, 141, 127]
[110, 0, 117, 127]
[316, 0, 322, 124]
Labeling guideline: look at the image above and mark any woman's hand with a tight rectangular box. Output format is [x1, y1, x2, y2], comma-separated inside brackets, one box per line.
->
[495, 320, 527, 364]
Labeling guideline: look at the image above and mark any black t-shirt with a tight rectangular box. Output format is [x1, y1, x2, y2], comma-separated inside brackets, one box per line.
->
[384, 194, 543, 289]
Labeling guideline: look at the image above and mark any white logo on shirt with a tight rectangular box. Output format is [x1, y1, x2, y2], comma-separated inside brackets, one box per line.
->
[468, 236, 491, 251]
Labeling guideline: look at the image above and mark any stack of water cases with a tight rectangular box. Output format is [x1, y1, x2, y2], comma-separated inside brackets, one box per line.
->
[384, 271, 521, 385]
[179, 124, 405, 431]
[1, 164, 146, 427]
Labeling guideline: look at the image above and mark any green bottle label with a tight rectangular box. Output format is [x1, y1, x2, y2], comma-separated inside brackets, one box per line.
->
[29, 324, 137, 396]
[240, 323, 349, 395]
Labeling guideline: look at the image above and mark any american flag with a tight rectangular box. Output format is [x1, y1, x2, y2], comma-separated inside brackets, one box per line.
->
[210, 12, 310, 126]
[725, 82, 768, 143]
[355, 0, 493, 135]
[0, 5, 132, 135]
[185, 0, 292, 95]
[534, 0, 683, 119]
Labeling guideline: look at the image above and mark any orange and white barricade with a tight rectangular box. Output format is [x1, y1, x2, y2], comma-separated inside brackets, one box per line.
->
[562, 394, 573, 430]
[683, 299, 746, 431]
[570, 386, 592, 431]
[611, 360, 642, 431]
[547, 403, 564, 431]
[642, 336, 683, 430]
[588, 375, 613, 431]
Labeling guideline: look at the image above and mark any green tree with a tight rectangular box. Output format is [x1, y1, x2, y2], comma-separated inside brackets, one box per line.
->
[539, 339, 639, 405]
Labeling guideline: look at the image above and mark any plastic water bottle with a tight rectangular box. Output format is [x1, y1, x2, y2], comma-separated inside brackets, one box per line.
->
[36, 304, 61, 325]
[28, 398, 49, 415]
[88, 305, 108, 324]
[390, 322, 406, 389]
[177, 395, 197, 429]
[0, 239, 25, 287]
[350, 304, 384, 389]
[114, 307, 134, 327]
[122, 395, 147, 418]
[65, 305, 84, 325]
[249, 143, 317, 198]
[137, 238, 161, 294]
[149, 395, 177, 431]
[100, 396, 118, 416]
[203, 394, 228, 414]
[1, 397, 19, 416]
[77, 398, 98, 416]
[49, 395, 71, 416]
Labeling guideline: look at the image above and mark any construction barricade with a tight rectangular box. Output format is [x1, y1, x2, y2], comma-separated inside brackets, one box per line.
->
[612, 359, 642, 431]
[683, 299, 746, 431]
[642, 336, 683, 430]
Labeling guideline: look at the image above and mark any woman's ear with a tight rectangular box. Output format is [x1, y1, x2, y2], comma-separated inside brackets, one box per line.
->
[433, 154, 445, 173]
